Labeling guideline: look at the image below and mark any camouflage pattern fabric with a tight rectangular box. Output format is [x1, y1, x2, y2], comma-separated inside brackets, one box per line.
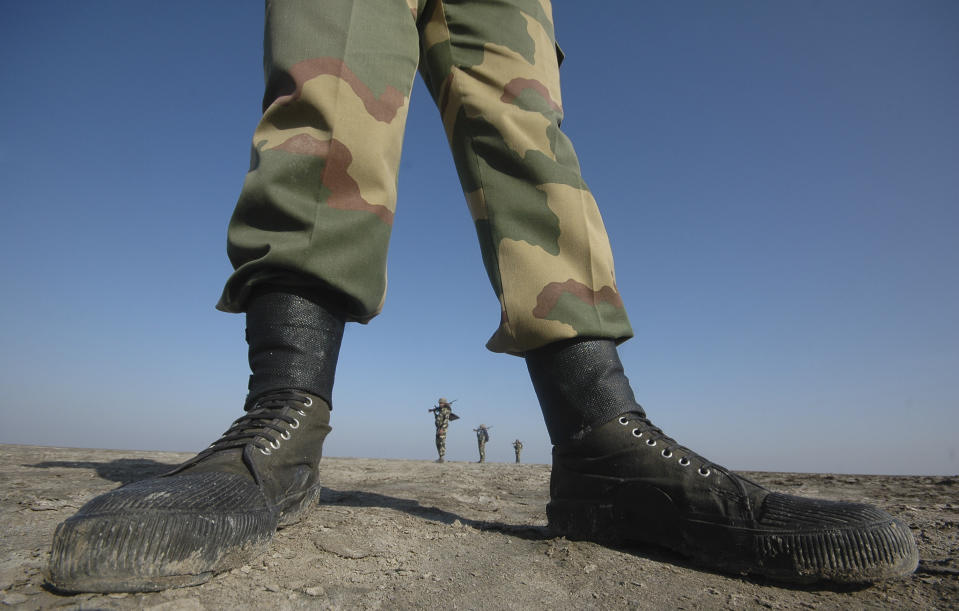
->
[513, 439, 523, 463]
[434, 405, 452, 430]
[435, 426, 447, 460]
[219, 0, 633, 355]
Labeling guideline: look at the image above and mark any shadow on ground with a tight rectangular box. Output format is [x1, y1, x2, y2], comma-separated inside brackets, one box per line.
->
[25, 459, 177, 484]
[319, 486, 868, 592]
[321, 486, 550, 540]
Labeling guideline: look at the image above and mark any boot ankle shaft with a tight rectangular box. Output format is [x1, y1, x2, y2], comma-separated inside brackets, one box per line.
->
[526, 338, 638, 444]
[246, 289, 344, 406]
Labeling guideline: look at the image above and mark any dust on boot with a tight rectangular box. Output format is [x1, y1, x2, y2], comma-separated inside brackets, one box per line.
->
[47, 290, 343, 592]
[527, 339, 919, 584]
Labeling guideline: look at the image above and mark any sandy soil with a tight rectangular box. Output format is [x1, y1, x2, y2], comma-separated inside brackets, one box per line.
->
[1, 444, 956, 610]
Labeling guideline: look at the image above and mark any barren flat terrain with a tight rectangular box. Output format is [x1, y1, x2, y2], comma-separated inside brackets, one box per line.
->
[1, 444, 956, 609]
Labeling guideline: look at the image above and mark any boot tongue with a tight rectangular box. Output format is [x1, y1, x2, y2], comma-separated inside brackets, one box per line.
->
[180, 448, 251, 479]
[732, 470, 771, 514]
[621, 406, 648, 419]
[172, 391, 313, 481]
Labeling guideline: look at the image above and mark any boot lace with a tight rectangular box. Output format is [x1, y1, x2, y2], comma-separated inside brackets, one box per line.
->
[616, 412, 720, 477]
[201, 390, 314, 458]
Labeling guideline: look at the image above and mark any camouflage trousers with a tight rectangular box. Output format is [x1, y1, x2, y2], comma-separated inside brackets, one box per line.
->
[218, 0, 633, 354]
[435, 427, 447, 459]
[477, 439, 486, 463]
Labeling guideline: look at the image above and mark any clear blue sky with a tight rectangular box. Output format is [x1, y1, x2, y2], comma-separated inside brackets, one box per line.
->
[2, 1, 957, 475]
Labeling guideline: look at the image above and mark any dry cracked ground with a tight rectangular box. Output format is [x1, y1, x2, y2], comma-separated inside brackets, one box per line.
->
[1, 444, 956, 610]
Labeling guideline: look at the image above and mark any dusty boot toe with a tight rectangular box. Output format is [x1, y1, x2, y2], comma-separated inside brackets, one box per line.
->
[48, 390, 330, 593]
[743, 492, 919, 583]
[48, 472, 276, 593]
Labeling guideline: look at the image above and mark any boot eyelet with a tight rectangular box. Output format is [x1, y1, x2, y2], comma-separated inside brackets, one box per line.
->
[646, 439, 657, 447]
[303, 397, 313, 408]
[618, 417, 629, 426]
[631, 428, 643, 438]
[280, 430, 291, 440]
[296, 410, 307, 417]
[259, 447, 272, 456]
[270, 439, 281, 450]
[698, 467, 711, 477]
[661, 449, 672, 458]
[679, 457, 691, 466]
[289, 418, 300, 429]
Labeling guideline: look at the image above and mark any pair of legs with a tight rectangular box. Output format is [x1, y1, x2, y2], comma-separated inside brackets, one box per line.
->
[48, 0, 917, 592]
[435, 426, 447, 462]
[217, 0, 632, 352]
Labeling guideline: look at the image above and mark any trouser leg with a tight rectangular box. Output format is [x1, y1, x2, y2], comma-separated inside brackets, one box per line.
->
[418, 0, 633, 354]
[436, 428, 447, 459]
[219, 0, 422, 320]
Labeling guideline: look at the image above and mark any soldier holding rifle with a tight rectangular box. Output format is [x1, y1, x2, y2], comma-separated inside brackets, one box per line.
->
[428, 397, 458, 462]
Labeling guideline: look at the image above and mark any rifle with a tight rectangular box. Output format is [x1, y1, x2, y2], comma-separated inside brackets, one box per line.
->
[428, 399, 458, 412]
[428, 400, 460, 422]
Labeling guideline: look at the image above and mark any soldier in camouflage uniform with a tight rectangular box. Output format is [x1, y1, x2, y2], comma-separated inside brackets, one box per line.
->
[49, 0, 918, 593]
[473, 424, 490, 463]
[512, 439, 523, 464]
[428, 397, 456, 462]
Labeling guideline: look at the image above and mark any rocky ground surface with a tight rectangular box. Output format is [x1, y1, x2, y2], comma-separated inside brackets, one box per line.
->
[0, 444, 956, 610]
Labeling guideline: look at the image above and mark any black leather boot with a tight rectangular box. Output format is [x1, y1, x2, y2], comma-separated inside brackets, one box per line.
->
[527, 338, 919, 584]
[48, 290, 344, 593]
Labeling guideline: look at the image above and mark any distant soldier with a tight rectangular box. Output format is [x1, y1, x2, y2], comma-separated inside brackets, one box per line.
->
[474, 424, 491, 463]
[513, 439, 523, 464]
[428, 398, 458, 462]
